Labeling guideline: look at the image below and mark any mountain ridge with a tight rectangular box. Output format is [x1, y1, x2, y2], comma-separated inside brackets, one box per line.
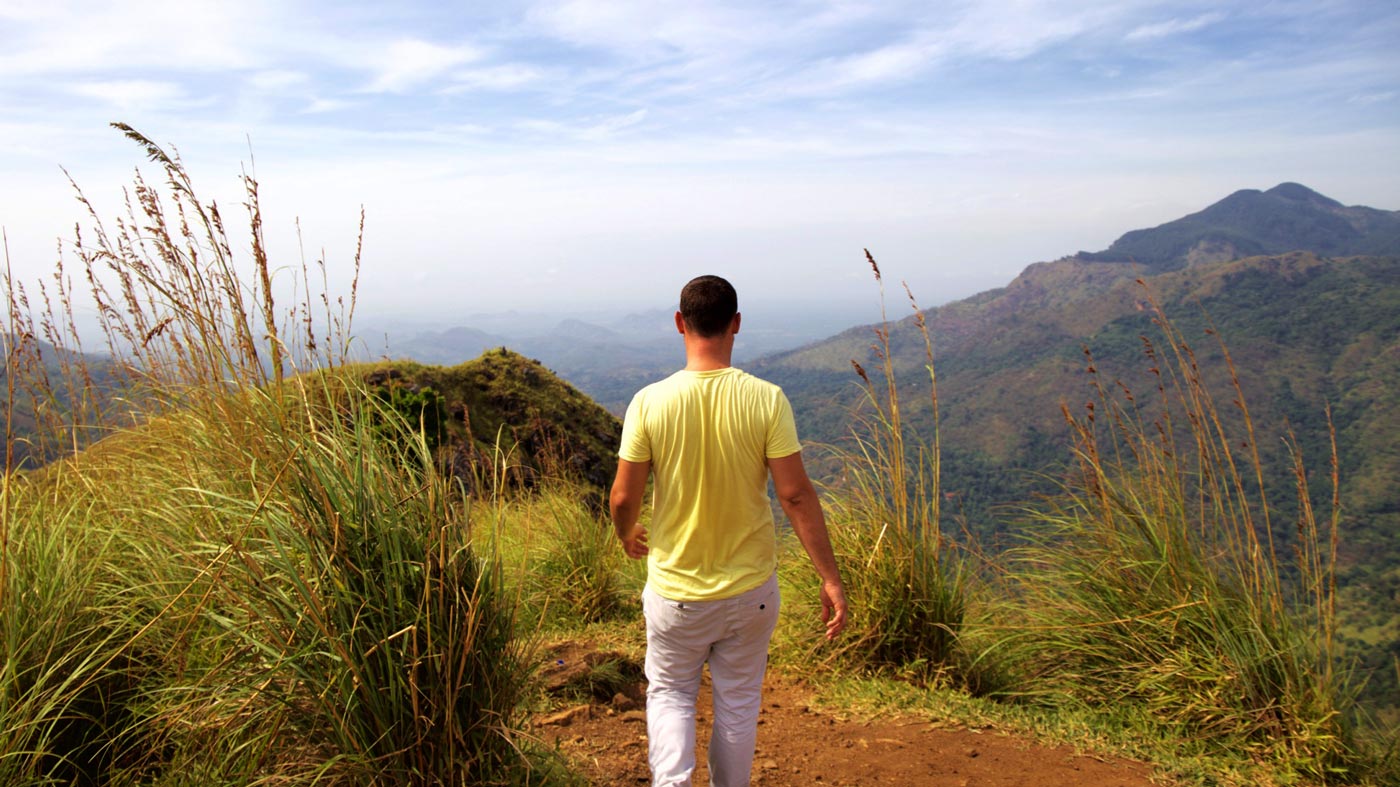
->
[1075, 182, 1400, 271]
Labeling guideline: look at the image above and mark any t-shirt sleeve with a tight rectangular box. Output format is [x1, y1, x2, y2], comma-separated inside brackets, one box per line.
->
[765, 389, 802, 459]
[618, 391, 652, 462]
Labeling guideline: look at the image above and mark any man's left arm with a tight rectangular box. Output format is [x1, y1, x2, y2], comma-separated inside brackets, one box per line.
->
[769, 451, 847, 640]
[610, 459, 651, 559]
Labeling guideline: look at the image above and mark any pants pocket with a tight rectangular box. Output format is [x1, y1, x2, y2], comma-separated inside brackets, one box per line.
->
[643, 586, 691, 637]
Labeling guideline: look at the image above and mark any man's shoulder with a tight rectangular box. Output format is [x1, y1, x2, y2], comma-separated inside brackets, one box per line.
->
[627, 371, 688, 411]
[634, 370, 688, 396]
[729, 368, 786, 396]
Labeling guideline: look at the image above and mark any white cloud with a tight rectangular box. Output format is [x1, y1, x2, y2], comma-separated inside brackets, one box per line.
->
[581, 108, 648, 139]
[511, 108, 648, 142]
[772, 1, 1136, 97]
[247, 70, 309, 91]
[2, 1, 1398, 318]
[445, 64, 544, 92]
[0, 0, 53, 22]
[303, 97, 356, 114]
[527, 0, 754, 56]
[824, 41, 939, 88]
[943, 0, 1102, 60]
[364, 38, 484, 93]
[1126, 11, 1226, 42]
[0, 0, 271, 75]
[1348, 91, 1396, 106]
[65, 79, 190, 112]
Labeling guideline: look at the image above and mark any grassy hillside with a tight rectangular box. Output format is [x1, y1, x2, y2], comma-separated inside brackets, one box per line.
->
[758, 251, 1400, 720]
[354, 350, 622, 495]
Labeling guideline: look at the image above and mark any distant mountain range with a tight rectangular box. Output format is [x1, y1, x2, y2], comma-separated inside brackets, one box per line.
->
[750, 183, 1400, 715]
[375, 307, 870, 413]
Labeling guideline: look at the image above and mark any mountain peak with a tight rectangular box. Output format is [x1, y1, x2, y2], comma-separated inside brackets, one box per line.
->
[1264, 182, 1343, 208]
[1077, 183, 1398, 270]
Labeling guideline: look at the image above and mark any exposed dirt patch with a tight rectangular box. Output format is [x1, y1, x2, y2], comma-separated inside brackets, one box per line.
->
[533, 643, 1162, 786]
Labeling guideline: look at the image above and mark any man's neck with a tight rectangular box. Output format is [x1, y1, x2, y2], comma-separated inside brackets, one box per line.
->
[683, 339, 733, 371]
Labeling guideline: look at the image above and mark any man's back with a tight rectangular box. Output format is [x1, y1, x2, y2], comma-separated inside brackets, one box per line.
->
[619, 367, 800, 601]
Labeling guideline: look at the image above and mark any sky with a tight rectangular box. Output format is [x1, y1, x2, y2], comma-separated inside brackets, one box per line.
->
[2, 0, 1398, 328]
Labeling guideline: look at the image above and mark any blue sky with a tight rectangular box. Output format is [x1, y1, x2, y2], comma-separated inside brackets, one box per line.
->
[2, 0, 1398, 325]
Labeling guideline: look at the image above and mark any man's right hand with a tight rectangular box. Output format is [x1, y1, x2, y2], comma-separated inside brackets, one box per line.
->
[610, 459, 651, 559]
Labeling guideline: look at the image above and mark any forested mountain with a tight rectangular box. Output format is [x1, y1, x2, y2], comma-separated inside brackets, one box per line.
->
[357, 348, 623, 494]
[1077, 182, 1400, 270]
[753, 185, 1400, 715]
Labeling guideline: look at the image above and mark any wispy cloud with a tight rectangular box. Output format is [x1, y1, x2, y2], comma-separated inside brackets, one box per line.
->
[1, 0, 1397, 317]
[765, 2, 1135, 98]
[819, 41, 941, 90]
[1126, 11, 1226, 42]
[303, 97, 357, 114]
[0, 0, 269, 75]
[363, 38, 484, 93]
[526, 0, 761, 57]
[444, 64, 544, 93]
[1348, 91, 1396, 106]
[247, 70, 310, 91]
[514, 108, 650, 142]
[65, 79, 196, 112]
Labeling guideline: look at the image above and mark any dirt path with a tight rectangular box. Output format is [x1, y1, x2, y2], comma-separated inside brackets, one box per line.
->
[533, 644, 1161, 786]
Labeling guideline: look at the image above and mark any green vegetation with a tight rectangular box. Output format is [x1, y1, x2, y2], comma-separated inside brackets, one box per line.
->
[790, 257, 983, 690]
[354, 351, 622, 497]
[0, 128, 570, 783]
[1013, 300, 1353, 778]
[3, 131, 1395, 784]
[780, 261, 1396, 783]
[762, 250, 1400, 724]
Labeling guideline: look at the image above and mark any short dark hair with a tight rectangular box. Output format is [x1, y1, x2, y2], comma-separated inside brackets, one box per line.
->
[679, 275, 737, 337]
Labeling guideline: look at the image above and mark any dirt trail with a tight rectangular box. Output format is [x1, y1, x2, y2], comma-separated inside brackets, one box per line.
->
[533, 645, 1160, 786]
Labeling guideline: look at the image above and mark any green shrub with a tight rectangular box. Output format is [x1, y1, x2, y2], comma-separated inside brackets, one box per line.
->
[1004, 288, 1362, 780]
[524, 489, 637, 626]
[786, 252, 989, 689]
[1, 126, 557, 784]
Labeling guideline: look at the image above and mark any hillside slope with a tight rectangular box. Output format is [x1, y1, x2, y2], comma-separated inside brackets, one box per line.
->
[354, 348, 623, 494]
[754, 186, 1400, 717]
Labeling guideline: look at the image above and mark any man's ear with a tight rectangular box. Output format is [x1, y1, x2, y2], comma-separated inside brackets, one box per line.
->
[731, 313, 741, 335]
[675, 311, 686, 334]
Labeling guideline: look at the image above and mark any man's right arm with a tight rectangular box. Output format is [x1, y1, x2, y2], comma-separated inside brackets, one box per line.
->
[768, 451, 847, 640]
[610, 458, 651, 559]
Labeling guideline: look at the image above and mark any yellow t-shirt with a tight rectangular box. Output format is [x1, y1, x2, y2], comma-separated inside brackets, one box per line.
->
[619, 367, 801, 601]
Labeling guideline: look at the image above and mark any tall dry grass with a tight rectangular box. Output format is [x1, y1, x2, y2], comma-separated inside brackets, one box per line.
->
[1004, 282, 1363, 780]
[0, 126, 558, 784]
[793, 251, 986, 688]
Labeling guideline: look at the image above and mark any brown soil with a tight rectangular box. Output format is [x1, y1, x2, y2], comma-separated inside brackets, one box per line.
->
[532, 642, 1162, 786]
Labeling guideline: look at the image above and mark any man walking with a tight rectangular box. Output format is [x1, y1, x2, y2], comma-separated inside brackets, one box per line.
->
[610, 275, 848, 786]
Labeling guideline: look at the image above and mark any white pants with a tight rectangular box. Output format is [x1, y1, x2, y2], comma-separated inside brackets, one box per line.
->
[642, 574, 780, 787]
